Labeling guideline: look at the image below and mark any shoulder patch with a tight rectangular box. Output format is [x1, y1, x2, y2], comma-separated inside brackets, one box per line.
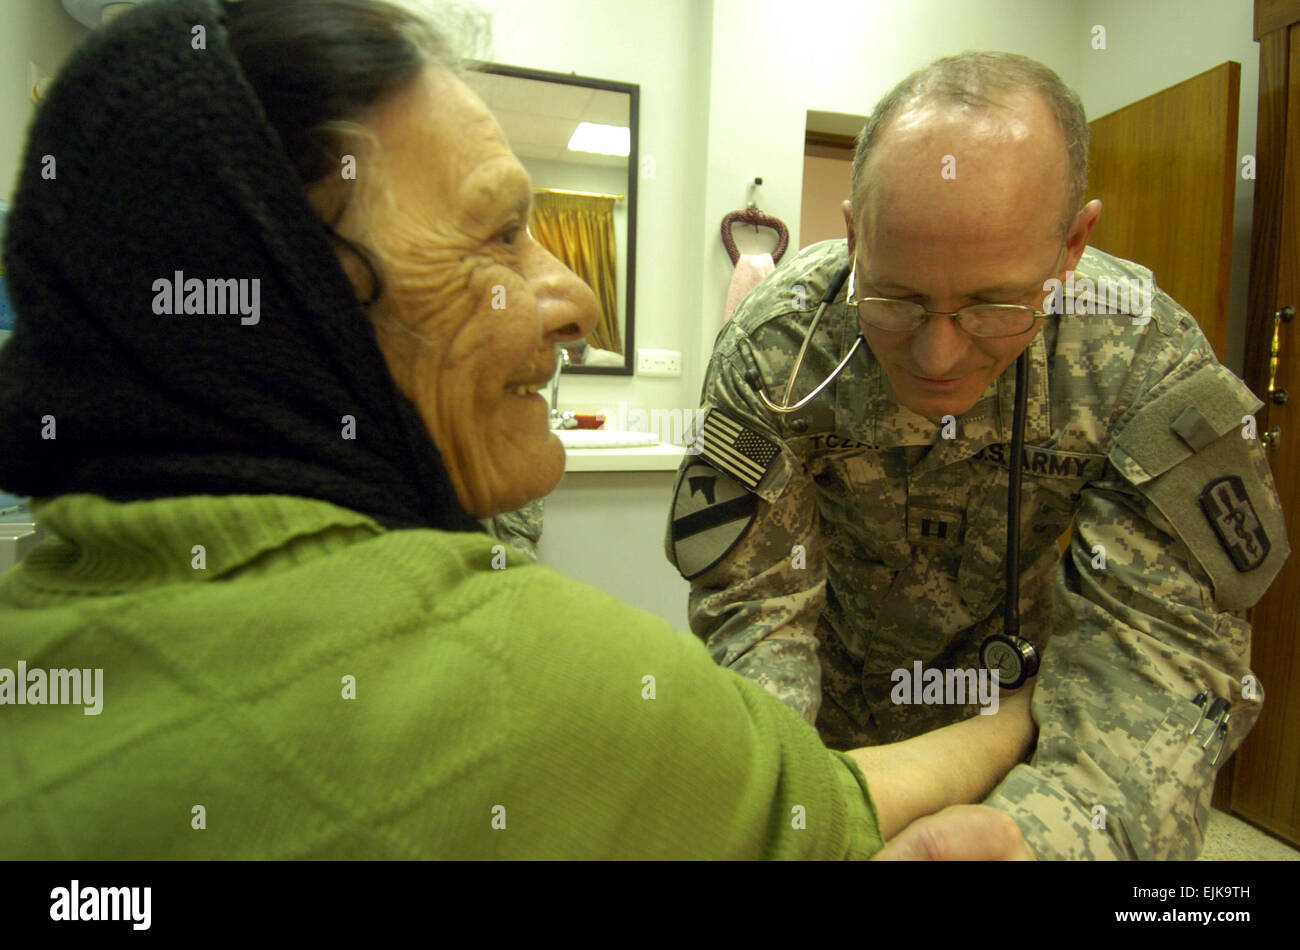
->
[696, 408, 780, 492]
[1199, 475, 1270, 572]
[669, 461, 758, 580]
[1130, 433, 1288, 610]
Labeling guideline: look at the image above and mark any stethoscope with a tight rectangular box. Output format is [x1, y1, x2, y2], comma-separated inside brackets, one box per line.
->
[749, 262, 1040, 689]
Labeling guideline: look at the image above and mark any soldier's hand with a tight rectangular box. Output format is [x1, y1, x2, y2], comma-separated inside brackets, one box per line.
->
[870, 804, 1037, 860]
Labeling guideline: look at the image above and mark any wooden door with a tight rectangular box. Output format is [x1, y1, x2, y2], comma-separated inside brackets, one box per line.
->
[1086, 63, 1241, 363]
[1231, 0, 1300, 847]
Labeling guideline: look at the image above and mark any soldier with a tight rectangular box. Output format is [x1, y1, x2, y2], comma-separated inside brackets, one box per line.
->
[667, 50, 1288, 859]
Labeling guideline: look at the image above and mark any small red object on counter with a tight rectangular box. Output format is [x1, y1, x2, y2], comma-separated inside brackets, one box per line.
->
[573, 414, 606, 430]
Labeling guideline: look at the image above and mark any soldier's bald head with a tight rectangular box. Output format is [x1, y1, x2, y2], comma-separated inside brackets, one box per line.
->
[856, 90, 1071, 249]
[850, 51, 1088, 242]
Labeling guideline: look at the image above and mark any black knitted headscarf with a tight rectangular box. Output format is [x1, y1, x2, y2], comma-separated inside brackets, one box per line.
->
[0, 0, 484, 534]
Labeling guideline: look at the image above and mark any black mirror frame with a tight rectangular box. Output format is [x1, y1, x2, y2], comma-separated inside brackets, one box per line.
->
[477, 63, 638, 376]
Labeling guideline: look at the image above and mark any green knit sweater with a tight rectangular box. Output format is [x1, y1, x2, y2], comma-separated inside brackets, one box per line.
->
[0, 493, 882, 859]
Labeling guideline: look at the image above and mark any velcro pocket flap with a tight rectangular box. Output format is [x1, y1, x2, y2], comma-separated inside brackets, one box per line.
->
[1108, 364, 1262, 485]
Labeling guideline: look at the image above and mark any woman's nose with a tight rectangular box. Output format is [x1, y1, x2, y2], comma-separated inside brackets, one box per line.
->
[535, 256, 600, 343]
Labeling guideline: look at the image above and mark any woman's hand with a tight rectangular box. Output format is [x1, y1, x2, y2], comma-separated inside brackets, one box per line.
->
[998, 678, 1036, 717]
[871, 804, 1038, 860]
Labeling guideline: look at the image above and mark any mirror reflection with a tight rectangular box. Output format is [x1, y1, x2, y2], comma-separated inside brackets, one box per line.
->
[466, 65, 638, 374]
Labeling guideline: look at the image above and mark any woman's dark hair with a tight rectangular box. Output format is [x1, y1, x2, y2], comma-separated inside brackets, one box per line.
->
[221, 0, 483, 303]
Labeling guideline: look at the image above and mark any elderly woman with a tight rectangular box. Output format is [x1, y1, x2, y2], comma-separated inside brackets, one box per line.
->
[0, 0, 1034, 859]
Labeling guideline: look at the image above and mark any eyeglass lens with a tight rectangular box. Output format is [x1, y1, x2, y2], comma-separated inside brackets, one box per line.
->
[856, 300, 1037, 337]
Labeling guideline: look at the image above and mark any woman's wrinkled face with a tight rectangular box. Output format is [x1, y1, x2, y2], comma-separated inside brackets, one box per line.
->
[329, 67, 598, 518]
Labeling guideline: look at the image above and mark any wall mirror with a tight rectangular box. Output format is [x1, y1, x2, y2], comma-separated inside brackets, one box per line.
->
[466, 64, 639, 375]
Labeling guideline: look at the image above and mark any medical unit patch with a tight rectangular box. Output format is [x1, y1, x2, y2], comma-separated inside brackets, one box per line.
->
[1199, 475, 1270, 571]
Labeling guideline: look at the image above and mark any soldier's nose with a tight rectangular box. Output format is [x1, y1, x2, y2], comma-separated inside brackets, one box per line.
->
[911, 313, 969, 377]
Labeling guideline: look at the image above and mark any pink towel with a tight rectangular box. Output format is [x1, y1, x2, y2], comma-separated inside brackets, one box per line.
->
[724, 252, 775, 324]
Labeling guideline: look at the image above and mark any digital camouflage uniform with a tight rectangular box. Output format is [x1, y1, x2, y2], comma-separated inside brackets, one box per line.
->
[488, 498, 545, 562]
[666, 239, 1288, 860]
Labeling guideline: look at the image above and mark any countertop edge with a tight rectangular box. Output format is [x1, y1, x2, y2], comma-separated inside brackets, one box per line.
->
[562, 444, 689, 473]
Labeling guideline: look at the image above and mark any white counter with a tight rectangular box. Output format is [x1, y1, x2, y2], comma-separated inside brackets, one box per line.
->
[562, 442, 688, 472]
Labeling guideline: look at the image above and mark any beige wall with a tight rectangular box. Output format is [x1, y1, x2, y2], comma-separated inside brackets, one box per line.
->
[800, 154, 852, 249]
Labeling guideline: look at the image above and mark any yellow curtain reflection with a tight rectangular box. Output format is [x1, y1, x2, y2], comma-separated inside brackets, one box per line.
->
[528, 192, 622, 355]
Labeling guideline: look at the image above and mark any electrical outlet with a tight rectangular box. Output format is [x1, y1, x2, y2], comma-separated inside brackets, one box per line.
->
[637, 348, 681, 378]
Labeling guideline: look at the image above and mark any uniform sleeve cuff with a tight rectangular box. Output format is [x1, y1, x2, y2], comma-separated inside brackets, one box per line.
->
[984, 764, 1130, 860]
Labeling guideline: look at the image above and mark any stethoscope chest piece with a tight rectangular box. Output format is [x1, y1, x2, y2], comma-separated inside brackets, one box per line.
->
[980, 634, 1040, 690]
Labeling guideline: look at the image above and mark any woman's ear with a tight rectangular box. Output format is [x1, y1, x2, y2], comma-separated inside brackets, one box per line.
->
[306, 176, 380, 305]
[305, 172, 350, 227]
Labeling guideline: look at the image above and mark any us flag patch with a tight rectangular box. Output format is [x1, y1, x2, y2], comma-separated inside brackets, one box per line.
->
[696, 409, 780, 491]
[1200, 475, 1270, 572]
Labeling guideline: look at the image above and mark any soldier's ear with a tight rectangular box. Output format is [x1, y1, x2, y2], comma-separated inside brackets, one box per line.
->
[842, 199, 856, 257]
[1063, 199, 1102, 273]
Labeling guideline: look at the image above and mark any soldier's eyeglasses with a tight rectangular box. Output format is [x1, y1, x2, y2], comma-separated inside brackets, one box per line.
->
[753, 242, 1068, 416]
[849, 284, 1045, 338]
[846, 242, 1067, 339]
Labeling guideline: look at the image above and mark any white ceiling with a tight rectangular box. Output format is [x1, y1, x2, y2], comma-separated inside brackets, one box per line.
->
[464, 71, 630, 169]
